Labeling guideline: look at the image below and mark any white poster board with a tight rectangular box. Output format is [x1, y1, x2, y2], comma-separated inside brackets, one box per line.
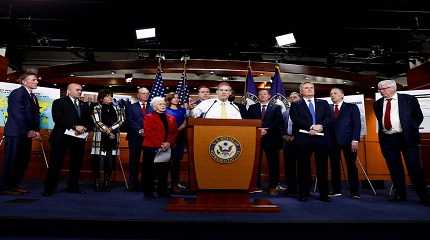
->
[0, 82, 60, 129]
[376, 89, 430, 133]
[320, 94, 367, 136]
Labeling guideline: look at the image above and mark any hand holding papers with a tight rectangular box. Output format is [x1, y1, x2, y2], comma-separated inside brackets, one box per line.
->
[299, 129, 324, 136]
[64, 129, 88, 139]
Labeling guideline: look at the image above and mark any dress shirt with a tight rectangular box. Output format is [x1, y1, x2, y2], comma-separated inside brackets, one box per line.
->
[382, 93, 402, 134]
[191, 98, 242, 119]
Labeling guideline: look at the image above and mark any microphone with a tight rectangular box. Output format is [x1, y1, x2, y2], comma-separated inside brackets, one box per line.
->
[202, 100, 217, 118]
[230, 101, 241, 113]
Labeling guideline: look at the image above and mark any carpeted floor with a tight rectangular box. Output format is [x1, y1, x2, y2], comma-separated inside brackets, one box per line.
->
[0, 182, 429, 239]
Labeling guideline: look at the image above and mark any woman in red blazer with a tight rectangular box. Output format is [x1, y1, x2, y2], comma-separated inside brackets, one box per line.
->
[142, 96, 177, 198]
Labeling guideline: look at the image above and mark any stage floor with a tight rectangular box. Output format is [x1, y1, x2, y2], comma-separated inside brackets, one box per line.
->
[0, 182, 429, 239]
[1, 182, 429, 223]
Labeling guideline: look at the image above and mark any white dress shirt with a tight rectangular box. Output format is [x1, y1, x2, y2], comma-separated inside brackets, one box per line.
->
[382, 93, 402, 134]
[191, 98, 242, 119]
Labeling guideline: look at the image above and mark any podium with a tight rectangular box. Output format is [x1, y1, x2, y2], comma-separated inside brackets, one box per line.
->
[167, 118, 280, 212]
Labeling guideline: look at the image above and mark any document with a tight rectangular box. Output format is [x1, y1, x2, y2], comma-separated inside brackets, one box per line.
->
[299, 129, 324, 136]
[64, 129, 88, 139]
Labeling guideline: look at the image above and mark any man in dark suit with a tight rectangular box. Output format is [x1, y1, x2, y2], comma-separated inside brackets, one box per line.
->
[328, 88, 361, 199]
[374, 80, 429, 205]
[43, 83, 91, 196]
[126, 87, 150, 191]
[1, 72, 40, 195]
[289, 82, 331, 202]
[247, 89, 284, 196]
[282, 92, 301, 196]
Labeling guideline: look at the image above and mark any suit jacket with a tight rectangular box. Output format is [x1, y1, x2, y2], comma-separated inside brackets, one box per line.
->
[329, 102, 361, 146]
[126, 102, 150, 140]
[50, 96, 91, 142]
[143, 112, 178, 148]
[374, 93, 423, 145]
[4, 86, 40, 136]
[247, 103, 284, 149]
[289, 98, 331, 144]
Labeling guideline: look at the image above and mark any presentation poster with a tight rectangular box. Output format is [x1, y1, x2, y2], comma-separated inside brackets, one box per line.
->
[320, 94, 367, 136]
[376, 89, 430, 133]
[0, 82, 60, 129]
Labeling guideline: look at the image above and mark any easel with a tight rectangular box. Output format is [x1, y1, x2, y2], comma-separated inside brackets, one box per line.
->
[313, 141, 377, 195]
[0, 135, 49, 169]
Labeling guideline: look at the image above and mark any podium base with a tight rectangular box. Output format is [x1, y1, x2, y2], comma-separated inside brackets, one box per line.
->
[166, 191, 280, 213]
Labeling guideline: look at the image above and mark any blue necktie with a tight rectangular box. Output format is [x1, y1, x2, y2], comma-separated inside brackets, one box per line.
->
[308, 100, 316, 124]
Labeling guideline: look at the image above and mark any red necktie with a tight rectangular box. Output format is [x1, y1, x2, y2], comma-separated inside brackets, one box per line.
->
[384, 98, 392, 130]
[334, 104, 340, 119]
[261, 105, 267, 119]
[141, 103, 146, 114]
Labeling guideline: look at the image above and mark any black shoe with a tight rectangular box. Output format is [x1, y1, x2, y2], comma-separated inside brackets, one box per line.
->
[298, 196, 308, 202]
[65, 188, 86, 194]
[42, 191, 53, 197]
[0, 189, 23, 196]
[388, 195, 407, 202]
[319, 196, 331, 202]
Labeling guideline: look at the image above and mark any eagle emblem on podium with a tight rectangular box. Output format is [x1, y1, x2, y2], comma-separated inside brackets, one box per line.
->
[209, 136, 242, 164]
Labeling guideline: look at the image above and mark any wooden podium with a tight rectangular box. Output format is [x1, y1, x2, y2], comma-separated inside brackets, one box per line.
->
[167, 118, 280, 212]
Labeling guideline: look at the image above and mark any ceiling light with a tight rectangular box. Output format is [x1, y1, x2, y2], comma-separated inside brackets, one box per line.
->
[111, 71, 116, 75]
[222, 77, 228, 81]
[259, 73, 264, 76]
[275, 33, 296, 47]
[136, 28, 156, 39]
[69, 73, 75, 77]
[210, 71, 215, 74]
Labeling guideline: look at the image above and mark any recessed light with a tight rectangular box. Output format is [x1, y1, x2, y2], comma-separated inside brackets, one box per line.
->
[69, 74, 75, 77]
[109, 85, 112, 88]
[111, 71, 116, 75]
[356, 91, 360, 94]
[210, 71, 215, 74]
[222, 77, 228, 80]
[343, 81, 347, 84]
[259, 73, 264, 76]
[371, 86, 375, 89]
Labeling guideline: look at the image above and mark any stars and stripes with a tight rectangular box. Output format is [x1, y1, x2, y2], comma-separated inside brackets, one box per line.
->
[175, 71, 190, 105]
[148, 68, 165, 102]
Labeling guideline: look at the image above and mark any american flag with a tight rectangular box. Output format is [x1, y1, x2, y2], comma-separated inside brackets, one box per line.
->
[148, 68, 165, 102]
[175, 71, 190, 105]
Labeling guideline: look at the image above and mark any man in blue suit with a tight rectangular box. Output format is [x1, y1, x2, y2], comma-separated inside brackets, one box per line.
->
[374, 80, 429, 205]
[247, 89, 284, 196]
[126, 87, 150, 191]
[328, 88, 361, 199]
[1, 72, 40, 195]
[289, 82, 331, 202]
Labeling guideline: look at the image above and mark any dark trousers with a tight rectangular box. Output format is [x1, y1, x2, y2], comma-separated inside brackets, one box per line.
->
[283, 139, 298, 193]
[127, 136, 143, 190]
[380, 133, 428, 200]
[296, 136, 329, 199]
[170, 131, 186, 186]
[1, 135, 32, 190]
[44, 135, 86, 193]
[142, 147, 169, 196]
[263, 147, 280, 189]
[92, 152, 114, 178]
[329, 142, 359, 194]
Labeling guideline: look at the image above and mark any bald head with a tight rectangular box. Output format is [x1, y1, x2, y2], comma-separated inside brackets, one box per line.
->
[137, 87, 150, 102]
[67, 83, 82, 99]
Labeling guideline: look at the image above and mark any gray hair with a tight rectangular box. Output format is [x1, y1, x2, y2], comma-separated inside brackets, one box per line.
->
[138, 87, 149, 94]
[150, 96, 165, 108]
[299, 82, 314, 92]
[330, 87, 344, 94]
[378, 80, 397, 90]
